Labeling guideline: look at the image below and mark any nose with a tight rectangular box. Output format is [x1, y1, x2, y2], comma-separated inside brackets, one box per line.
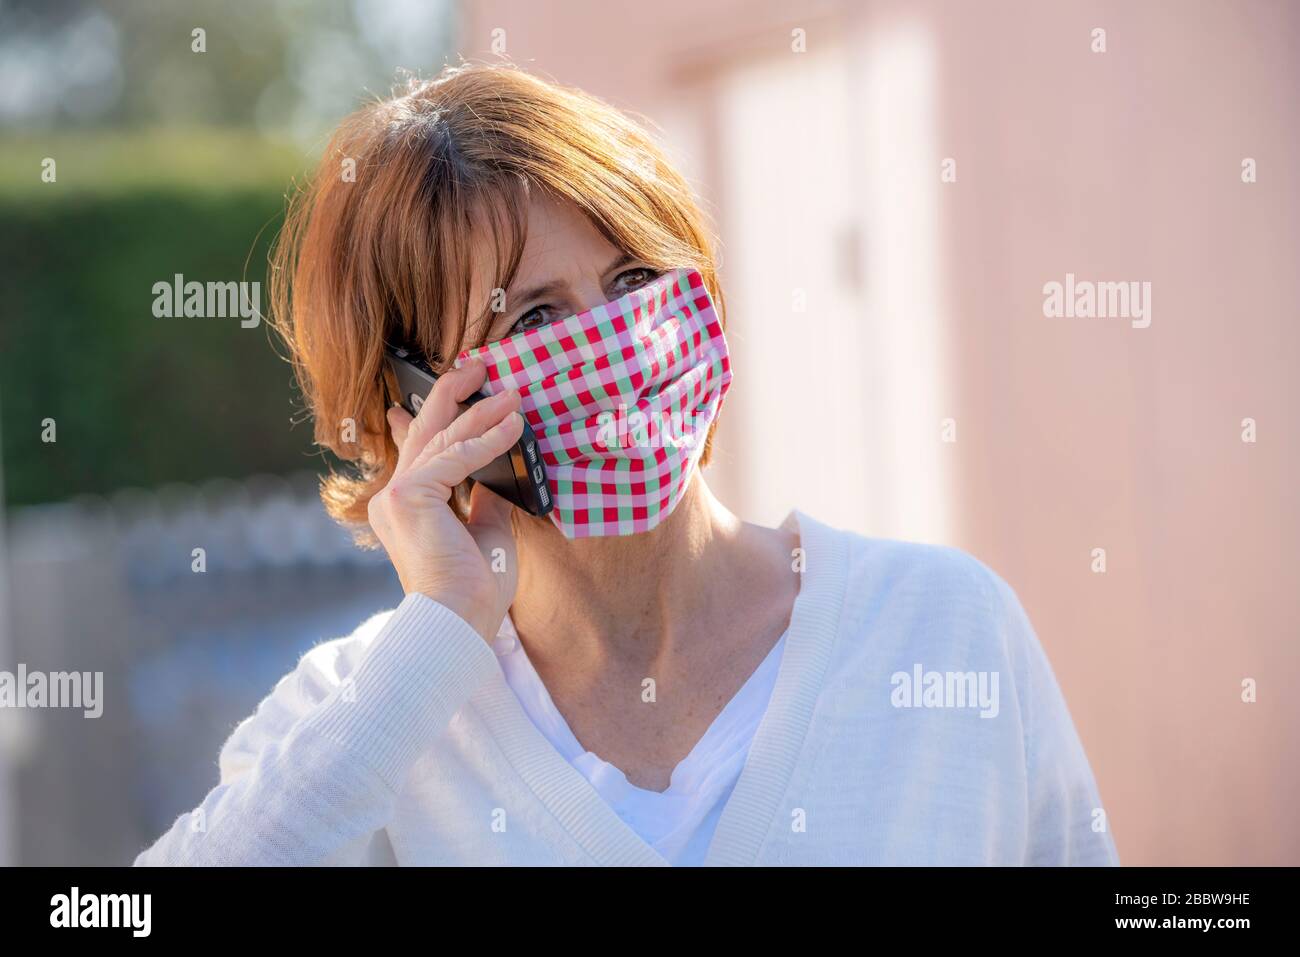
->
[570, 274, 609, 316]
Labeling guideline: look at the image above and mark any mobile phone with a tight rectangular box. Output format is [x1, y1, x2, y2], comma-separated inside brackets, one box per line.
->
[384, 343, 553, 517]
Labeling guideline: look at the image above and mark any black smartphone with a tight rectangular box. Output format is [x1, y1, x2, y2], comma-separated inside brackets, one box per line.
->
[384, 343, 553, 517]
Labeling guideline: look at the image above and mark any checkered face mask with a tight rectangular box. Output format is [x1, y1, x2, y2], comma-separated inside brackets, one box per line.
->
[454, 267, 731, 538]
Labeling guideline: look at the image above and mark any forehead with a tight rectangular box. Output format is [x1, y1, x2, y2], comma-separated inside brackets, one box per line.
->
[467, 193, 617, 302]
[460, 192, 616, 343]
[518, 194, 619, 278]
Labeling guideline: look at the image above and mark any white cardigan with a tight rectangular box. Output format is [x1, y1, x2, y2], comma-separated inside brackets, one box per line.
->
[133, 509, 1120, 866]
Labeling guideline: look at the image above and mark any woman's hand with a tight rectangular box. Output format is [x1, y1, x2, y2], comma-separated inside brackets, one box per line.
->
[368, 358, 524, 641]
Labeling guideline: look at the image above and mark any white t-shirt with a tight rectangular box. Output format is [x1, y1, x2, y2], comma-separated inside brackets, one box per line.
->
[492, 612, 787, 866]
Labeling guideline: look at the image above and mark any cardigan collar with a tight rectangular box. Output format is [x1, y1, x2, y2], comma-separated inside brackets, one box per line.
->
[472, 508, 849, 866]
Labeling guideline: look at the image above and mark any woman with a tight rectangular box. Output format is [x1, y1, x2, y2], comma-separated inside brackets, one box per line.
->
[134, 63, 1118, 866]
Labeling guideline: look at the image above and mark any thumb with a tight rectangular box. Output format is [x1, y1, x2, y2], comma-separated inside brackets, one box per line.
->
[465, 481, 517, 570]
[465, 483, 518, 616]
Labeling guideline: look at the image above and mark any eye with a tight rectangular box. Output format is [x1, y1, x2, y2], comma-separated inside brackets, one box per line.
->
[608, 266, 661, 297]
[503, 267, 662, 338]
[510, 305, 559, 336]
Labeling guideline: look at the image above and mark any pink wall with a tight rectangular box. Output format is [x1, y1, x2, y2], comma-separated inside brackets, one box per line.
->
[455, 0, 1300, 865]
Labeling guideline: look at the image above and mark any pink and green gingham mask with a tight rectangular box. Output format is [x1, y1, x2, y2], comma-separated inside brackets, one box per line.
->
[454, 267, 731, 538]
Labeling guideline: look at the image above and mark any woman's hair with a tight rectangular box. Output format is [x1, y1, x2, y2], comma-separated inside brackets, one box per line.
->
[269, 62, 725, 545]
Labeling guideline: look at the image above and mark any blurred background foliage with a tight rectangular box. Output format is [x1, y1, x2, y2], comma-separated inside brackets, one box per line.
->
[0, 138, 311, 506]
[0, 0, 454, 506]
[0, 0, 458, 863]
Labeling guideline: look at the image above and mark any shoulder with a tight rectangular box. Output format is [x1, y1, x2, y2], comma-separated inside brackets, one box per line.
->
[809, 519, 1118, 864]
[814, 520, 1042, 682]
[216, 605, 401, 781]
[836, 526, 1026, 636]
[818, 521, 1083, 754]
[847, 532, 1006, 600]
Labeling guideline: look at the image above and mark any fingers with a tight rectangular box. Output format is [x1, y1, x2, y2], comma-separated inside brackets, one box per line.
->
[405, 409, 525, 499]
[386, 403, 413, 450]
[465, 480, 517, 571]
[405, 387, 521, 476]
[466, 475, 514, 531]
[393, 359, 491, 475]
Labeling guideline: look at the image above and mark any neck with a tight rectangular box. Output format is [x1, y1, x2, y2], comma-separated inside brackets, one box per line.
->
[507, 476, 753, 666]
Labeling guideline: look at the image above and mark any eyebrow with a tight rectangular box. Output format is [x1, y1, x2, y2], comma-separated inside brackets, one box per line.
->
[508, 251, 637, 313]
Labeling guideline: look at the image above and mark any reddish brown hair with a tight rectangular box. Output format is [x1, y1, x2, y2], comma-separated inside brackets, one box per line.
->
[269, 62, 725, 545]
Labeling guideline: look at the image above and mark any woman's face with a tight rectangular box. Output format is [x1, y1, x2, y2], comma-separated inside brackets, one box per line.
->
[478, 194, 663, 344]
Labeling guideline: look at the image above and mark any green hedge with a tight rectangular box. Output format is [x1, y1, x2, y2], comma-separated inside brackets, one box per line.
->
[0, 133, 335, 507]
